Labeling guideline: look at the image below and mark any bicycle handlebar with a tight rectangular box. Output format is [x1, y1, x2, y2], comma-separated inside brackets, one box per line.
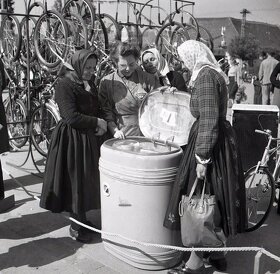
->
[255, 129, 270, 135]
[255, 129, 280, 141]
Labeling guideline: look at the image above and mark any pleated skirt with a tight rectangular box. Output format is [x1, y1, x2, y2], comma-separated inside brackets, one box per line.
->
[40, 121, 100, 215]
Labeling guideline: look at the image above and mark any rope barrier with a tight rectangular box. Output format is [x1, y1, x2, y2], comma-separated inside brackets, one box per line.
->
[3, 166, 280, 271]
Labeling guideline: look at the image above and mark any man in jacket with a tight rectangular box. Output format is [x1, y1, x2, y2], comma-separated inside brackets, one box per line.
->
[259, 51, 278, 105]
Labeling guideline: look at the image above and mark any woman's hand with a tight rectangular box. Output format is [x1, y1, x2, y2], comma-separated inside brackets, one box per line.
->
[97, 118, 107, 132]
[114, 129, 125, 139]
[159, 86, 177, 94]
[196, 163, 207, 179]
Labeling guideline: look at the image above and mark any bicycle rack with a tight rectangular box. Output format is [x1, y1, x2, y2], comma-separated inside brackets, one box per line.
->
[1, 0, 47, 176]
[0, 0, 216, 177]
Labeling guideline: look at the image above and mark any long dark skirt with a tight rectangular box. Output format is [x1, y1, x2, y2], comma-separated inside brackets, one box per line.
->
[40, 121, 100, 215]
[164, 119, 247, 238]
[0, 160, 4, 200]
[253, 80, 262, 105]
[228, 76, 238, 100]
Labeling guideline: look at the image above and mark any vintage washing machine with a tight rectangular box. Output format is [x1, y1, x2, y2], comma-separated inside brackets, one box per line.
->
[99, 89, 195, 270]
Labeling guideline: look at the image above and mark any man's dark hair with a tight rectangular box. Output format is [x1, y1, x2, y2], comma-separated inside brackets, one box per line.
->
[260, 51, 267, 58]
[109, 41, 140, 65]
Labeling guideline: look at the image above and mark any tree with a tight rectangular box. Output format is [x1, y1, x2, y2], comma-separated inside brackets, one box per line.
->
[52, 0, 63, 13]
[227, 34, 260, 61]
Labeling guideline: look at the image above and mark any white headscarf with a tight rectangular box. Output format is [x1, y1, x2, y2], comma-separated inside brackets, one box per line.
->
[141, 48, 170, 77]
[177, 40, 229, 86]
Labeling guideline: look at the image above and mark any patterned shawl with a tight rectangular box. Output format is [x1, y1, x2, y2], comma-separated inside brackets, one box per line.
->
[177, 40, 228, 86]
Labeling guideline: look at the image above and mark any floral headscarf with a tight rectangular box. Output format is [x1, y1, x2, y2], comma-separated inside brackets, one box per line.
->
[66, 49, 97, 84]
[177, 40, 228, 86]
[141, 48, 170, 76]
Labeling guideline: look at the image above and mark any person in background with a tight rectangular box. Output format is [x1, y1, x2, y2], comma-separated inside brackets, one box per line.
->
[170, 56, 192, 91]
[40, 49, 107, 243]
[227, 56, 240, 108]
[99, 41, 160, 139]
[253, 51, 267, 104]
[270, 61, 280, 110]
[141, 48, 188, 92]
[220, 57, 229, 76]
[259, 51, 278, 105]
[164, 40, 246, 274]
[0, 57, 9, 201]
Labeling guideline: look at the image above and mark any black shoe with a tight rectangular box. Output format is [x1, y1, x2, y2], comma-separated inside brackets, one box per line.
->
[167, 265, 205, 274]
[208, 257, 227, 272]
[69, 226, 93, 243]
[82, 220, 99, 235]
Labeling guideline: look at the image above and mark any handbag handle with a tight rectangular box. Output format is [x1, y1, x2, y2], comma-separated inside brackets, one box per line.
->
[188, 178, 206, 202]
[178, 178, 206, 217]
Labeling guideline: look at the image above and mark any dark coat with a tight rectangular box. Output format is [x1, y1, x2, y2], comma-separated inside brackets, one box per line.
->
[166, 71, 188, 92]
[40, 78, 101, 213]
[0, 58, 9, 154]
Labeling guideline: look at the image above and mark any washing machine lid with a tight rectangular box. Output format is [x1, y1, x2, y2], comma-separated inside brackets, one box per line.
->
[139, 87, 195, 146]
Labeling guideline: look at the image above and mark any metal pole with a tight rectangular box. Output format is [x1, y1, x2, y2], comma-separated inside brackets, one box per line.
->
[25, 0, 31, 122]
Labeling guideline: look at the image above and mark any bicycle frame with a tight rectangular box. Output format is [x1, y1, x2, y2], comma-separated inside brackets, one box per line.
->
[253, 129, 280, 180]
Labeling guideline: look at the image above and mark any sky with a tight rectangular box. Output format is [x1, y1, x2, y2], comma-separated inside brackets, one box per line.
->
[14, 0, 280, 25]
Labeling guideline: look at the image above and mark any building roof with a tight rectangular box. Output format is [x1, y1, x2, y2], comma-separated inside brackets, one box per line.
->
[197, 17, 280, 55]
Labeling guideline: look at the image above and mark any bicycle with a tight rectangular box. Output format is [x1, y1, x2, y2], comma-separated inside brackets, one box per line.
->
[29, 79, 60, 158]
[244, 129, 280, 232]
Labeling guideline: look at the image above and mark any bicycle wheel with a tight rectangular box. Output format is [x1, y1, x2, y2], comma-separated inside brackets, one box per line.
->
[155, 22, 189, 61]
[63, 12, 88, 51]
[63, 0, 95, 40]
[0, 15, 22, 65]
[120, 24, 142, 49]
[100, 13, 121, 47]
[244, 166, 275, 232]
[33, 10, 69, 68]
[273, 163, 280, 203]
[20, 16, 37, 64]
[170, 24, 192, 48]
[165, 10, 199, 40]
[90, 15, 109, 54]
[5, 98, 28, 148]
[28, 1, 46, 14]
[198, 25, 214, 51]
[30, 102, 60, 157]
[141, 27, 159, 49]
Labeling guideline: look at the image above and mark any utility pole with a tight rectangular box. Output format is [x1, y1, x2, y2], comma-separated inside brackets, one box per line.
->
[240, 8, 251, 37]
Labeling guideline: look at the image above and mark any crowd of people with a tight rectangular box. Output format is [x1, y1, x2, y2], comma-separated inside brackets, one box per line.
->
[39, 40, 246, 274]
[2, 39, 279, 273]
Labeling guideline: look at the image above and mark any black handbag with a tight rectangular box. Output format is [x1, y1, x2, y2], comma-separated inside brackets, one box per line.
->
[179, 178, 225, 247]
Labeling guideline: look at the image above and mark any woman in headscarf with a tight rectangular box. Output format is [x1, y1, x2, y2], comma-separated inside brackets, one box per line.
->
[164, 41, 246, 274]
[40, 49, 107, 243]
[99, 41, 160, 139]
[141, 48, 188, 92]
